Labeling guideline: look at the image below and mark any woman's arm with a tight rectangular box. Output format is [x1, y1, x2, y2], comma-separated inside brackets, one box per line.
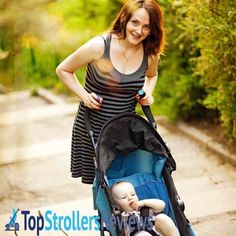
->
[138, 54, 159, 106]
[55, 36, 104, 109]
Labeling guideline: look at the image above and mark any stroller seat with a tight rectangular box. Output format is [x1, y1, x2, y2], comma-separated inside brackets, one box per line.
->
[107, 149, 172, 217]
[86, 111, 195, 236]
[94, 149, 176, 236]
[107, 149, 174, 236]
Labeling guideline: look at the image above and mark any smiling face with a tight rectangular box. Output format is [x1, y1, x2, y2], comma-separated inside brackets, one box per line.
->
[110, 0, 165, 55]
[125, 8, 151, 45]
[112, 182, 139, 212]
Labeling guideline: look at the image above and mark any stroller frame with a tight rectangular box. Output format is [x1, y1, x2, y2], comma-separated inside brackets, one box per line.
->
[84, 106, 195, 236]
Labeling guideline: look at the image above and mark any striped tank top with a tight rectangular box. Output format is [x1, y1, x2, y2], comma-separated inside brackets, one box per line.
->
[71, 33, 148, 184]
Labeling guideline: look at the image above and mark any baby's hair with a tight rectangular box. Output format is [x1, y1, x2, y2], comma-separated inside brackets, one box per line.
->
[111, 181, 128, 191]
[110, 181, 133, 195]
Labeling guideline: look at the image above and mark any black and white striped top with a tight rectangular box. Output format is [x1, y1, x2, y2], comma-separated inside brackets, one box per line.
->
[71, 34, 148, 184]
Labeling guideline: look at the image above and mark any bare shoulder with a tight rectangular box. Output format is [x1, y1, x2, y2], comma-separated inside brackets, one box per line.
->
[82, 35, 106, 60]
[56, 35, 107, 72]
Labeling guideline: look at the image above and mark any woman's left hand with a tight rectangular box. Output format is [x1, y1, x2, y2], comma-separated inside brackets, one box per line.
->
[136, 93, 154, 106]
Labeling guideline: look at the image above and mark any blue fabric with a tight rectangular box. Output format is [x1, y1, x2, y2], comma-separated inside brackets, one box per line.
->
[105, 150, 170, 215]
[96, 187, 117, 236]
[189, 224, 196, 236]
[106, 149, 165, 179]
[93, 175, 100, 210]
[135, 180, 170, 215]
[109, 173, 157, 187]
[154, 158, 166, 179]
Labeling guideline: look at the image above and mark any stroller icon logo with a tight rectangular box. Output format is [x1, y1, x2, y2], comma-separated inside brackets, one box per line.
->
[5, 208, 20, 231]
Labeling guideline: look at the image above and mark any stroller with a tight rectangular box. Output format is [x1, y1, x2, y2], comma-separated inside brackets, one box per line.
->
[84, 104, 196, 236]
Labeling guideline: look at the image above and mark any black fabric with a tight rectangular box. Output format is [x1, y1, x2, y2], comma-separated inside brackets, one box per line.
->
[162, 166, 191, 236]
[96, 113, 176, 176]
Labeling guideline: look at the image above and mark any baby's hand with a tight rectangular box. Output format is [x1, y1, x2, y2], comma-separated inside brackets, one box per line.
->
[130, 201, 145, 211]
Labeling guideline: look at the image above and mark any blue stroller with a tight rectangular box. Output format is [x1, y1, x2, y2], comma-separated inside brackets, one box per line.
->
[84, 105, 196, 236]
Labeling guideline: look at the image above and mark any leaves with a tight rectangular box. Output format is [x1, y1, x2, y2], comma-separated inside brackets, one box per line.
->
[154, 0, 236, 137]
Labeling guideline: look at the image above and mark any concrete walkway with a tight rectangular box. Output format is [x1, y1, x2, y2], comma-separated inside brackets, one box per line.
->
[0, 90, 236, 236]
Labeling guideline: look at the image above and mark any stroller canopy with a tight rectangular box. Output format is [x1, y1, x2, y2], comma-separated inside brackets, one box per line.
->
[96, 113, 176, 175]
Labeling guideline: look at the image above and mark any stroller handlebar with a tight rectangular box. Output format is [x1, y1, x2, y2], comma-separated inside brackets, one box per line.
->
[138, 89, 157, 130]
[84, 105, 157, 138]
[84, 90, 157, 141]
[141, 105, 157, 130]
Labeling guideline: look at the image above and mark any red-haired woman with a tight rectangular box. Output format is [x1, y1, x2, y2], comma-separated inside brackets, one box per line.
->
[56, 0, 165, 184]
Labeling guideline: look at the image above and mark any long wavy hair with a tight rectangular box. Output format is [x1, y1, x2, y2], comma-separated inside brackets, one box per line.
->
[109, 0, 165, 56]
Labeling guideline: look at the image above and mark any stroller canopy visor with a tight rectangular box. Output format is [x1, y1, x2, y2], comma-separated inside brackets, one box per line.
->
[96, 113, 175, 175]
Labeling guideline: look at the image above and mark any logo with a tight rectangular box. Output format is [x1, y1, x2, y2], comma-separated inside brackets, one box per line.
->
[3, 209, 100, 235]
[3, 208, 154, 235]
[5, 208, 20, 231]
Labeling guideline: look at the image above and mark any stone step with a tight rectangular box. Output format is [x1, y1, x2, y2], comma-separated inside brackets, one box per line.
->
[192, 211, 236, 236]
[0, 89, 65, 105]
[167, 175, 236, 220]
[0, 92, 49, 113]
[0, 103, 78, 126]
[179, 185, 236, 220]
[0, 138, 70, 165]
[0, 90, 31, 103]
[175, 175, 236, 196]
[174, 173, 236, 219]
[36, 88, 66, 104]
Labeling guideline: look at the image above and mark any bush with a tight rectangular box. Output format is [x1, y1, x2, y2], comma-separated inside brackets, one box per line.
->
[182, 0, 236, 137]
[155, 0, 236, 138]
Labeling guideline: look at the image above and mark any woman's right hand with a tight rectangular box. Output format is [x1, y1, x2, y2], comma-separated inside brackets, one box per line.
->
[82, 92, 103, 110]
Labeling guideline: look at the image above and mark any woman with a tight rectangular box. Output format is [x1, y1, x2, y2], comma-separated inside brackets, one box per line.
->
[56, 0, 165, 184]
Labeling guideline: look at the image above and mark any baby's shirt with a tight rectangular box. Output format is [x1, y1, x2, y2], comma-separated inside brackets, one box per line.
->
[121, 210, 155, 236]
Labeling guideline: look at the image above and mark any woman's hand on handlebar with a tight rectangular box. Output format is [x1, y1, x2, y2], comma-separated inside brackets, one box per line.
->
[136, 92, 154, 106]
[82, 92, 103, 110]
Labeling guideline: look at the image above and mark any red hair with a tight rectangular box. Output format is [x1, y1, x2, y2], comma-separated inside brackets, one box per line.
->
[109, 0, 165, 55]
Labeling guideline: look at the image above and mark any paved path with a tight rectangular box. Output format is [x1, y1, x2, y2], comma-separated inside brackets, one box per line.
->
[0, 90, 236, 236]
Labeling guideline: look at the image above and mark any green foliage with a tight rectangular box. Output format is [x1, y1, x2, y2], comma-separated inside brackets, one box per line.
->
[154, 0, 236, 137]
[196, 0, 236, 136]
[49, 0, 107, 35]
[179, 0, 236, 136]
[154, 0, 205, 120]
[0, 0, 60, 90]
[0, 0, 111, 91]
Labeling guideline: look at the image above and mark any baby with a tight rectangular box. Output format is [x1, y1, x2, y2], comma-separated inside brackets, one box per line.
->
[111, 181, 180, 236]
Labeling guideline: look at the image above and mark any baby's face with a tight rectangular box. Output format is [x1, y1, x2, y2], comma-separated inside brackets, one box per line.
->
[112, 182, 139, 212]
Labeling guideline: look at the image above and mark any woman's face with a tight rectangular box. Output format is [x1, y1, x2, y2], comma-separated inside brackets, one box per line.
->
[126, 8, 151, 45]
